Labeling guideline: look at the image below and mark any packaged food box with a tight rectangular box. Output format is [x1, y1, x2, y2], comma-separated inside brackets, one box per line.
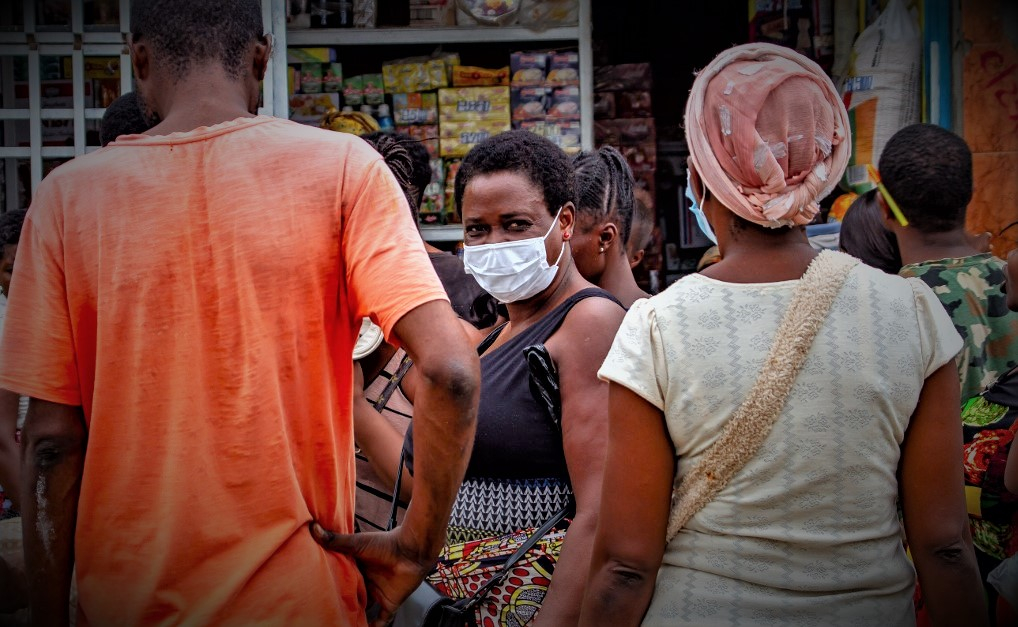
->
[444, 159, 461, 219]
[440, 120, 510, 158]
[344, 75, 365, 106]
[393, 92, 439, 126]
[419, 157, 446, 215]
[593, 91, 615, 119]
[323, 63, 344, 93]
[439, 87, 511, 122]
[511, 86, 550, 121]
[547, 85, 580, 120]
[510, 51, 548, 85]
[616, 90, 652, 118]
[546, 52, 580, 86]
[399, 124, 441, 158]
[383, 58, 450, 94]
[301, 63, 323, 94]
[363, 74, 385, 105]
[594, 63, 653, 92]
[519, 120, 582, 154]
[518, 0, 578, 27]
[594, 117, 656, 146]
[287, 47, 336, 64]
[456, 0, 519, 26]
[452, 66, 510, 87]
[289, 93, 341, 126]
[409, 0, 455, 26]
[288, 65, 299, 95]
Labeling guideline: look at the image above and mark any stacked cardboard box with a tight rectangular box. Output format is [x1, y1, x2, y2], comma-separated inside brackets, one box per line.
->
[593, 63, 656, 201]
[510, 51, 582, 154]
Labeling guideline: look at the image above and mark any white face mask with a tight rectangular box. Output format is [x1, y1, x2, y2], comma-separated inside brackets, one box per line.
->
[463, 209, 565, 303]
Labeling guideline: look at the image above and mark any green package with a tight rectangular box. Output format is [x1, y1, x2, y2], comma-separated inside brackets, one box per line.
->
[363, 73, 385, 105]
[324, 63, 344, 93]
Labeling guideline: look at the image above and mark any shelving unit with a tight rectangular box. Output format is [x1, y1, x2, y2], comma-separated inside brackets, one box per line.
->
[419, 224, 464, 242]
[274, 0, 593, 243]
[274, 0, 593, 151]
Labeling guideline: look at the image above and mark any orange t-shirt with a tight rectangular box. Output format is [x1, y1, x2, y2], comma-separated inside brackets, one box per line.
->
[0, 116, 449, 626]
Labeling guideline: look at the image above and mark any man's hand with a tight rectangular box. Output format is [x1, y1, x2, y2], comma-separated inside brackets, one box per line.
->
[311, 523, 433, 627]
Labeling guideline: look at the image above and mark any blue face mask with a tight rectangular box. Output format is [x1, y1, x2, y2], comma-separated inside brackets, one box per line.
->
[686, 170, 718, 244]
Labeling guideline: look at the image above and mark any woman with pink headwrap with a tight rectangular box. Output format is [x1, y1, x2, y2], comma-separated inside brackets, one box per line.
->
[579, 44, 987, 626]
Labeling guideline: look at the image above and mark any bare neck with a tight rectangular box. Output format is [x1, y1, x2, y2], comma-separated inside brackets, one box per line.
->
[895, 227, 981, 267]
[146, 67, 255, 136]
[598, 250, 649, 308]
[704, 227, 818, 283]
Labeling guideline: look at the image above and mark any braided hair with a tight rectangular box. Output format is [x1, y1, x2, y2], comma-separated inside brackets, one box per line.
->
[0, 210, 25, 248]
[573, 146, 635, 245]
[363, 132, 428, 221]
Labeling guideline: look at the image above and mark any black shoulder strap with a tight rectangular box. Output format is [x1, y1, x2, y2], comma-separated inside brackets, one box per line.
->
[457, 504, 572, 612]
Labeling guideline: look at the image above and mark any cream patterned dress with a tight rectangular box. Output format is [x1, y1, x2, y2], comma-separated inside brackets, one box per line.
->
[599, 261, 962, 626]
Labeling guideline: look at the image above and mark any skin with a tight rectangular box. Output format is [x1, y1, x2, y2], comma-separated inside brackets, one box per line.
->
[0, 242, 21, 509]
[571, 213, 648, 309]
[879, 195, 981, 267]
[28, 30, 481, 627]
[579, 164, 988, 626]
[341, 169, 625, 627]
[459, 171, 624, 627]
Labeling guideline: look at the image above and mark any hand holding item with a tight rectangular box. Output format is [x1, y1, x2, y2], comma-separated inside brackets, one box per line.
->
[311, 523, 434, 627]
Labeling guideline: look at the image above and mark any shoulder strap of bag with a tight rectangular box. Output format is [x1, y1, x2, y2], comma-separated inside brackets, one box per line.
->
[457, 504, 571, 612]
[666, 250, 859, 542]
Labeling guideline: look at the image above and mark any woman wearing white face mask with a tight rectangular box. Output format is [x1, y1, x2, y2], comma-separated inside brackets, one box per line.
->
[386, 130, 624, 626]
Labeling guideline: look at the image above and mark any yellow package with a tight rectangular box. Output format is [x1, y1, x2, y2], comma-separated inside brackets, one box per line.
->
[452, 66, 510, 87]
[440, 120, 510, 158]
[438, 87, 511, 122]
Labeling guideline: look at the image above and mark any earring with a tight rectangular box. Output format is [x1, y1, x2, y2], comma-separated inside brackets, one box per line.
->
[599, 247, 605, 253]
[564, 232, 571, 241]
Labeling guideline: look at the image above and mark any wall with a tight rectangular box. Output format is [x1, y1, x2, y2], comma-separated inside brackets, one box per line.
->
[960, 0, 1018, 255]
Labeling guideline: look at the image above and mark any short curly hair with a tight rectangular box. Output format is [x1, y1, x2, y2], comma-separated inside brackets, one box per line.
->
[131, 0, 264, 81]
[0, 210, 26, 248]
[879, 124, 972, 234]
[454, 130, 575, 217]
[573, 146, 635, 244]
[100, 92, 152, 146]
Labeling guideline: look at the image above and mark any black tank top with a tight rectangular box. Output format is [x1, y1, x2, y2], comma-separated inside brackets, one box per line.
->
[404, 287, 622, 481]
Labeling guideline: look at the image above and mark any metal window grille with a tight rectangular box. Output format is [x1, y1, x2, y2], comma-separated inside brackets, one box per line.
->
[0, 0, 286, 213]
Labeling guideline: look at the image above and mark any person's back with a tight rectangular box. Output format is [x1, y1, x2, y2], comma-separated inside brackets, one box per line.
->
[881, 124, 1018, 400]
[0, 2, 480, 625]
[624, 261, 952, 623]
[15, 107, 422, 627]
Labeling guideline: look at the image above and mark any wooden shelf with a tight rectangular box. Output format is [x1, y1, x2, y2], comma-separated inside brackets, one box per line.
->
[420, 224, 464, 242]
[287, 25, 581, 46]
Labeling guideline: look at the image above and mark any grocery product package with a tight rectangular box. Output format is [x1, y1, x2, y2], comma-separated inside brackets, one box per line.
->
[440, 120, 510, 157]
[455, 0, 519, 25]
[439, 86, 512, 121]
[840, 0, 921, 192]
[452, 66, 510, 87]
[511, 51, 549, 85]
[409, 0, 455, 26]
[518, 0, 578, 29]
[393, 92, 439, 125]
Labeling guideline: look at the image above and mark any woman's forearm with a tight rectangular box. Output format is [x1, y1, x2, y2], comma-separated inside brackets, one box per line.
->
[532, 511, 598, 627]
[352, 393, 413, 500]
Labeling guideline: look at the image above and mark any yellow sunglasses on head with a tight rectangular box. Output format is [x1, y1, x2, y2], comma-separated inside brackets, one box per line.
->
[866, 164, 909, 227]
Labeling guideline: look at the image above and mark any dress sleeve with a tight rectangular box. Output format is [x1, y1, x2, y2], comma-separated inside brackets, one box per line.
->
[909, 278, 963, 379]
[339, 141, 449, 344]
[0, 180, 81, 405]
[597, 297, 668, 410]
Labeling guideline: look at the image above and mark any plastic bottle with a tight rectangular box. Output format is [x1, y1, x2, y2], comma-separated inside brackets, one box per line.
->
[376, 103, 395, 134]
[341, 105, 354, 113]
[360, 104, 374, 118]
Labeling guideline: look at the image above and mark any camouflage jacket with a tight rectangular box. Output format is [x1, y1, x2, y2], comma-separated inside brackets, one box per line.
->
[900, 254, 1018, 401]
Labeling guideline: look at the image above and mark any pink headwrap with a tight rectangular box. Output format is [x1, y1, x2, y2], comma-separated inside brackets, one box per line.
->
[685, 43, 850, 227]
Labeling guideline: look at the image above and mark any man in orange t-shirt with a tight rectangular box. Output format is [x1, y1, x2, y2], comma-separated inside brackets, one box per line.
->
[0, 1, 480, 625]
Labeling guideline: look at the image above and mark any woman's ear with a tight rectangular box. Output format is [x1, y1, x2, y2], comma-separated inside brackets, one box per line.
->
[559, 202, 576, 238]
[599, 223, 619, 253]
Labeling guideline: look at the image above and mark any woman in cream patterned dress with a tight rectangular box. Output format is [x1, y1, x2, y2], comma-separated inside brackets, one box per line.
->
[580, 44, 987, 626]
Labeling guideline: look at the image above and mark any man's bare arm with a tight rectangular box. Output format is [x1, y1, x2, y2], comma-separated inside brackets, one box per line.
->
[20, 398, 85, 627]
